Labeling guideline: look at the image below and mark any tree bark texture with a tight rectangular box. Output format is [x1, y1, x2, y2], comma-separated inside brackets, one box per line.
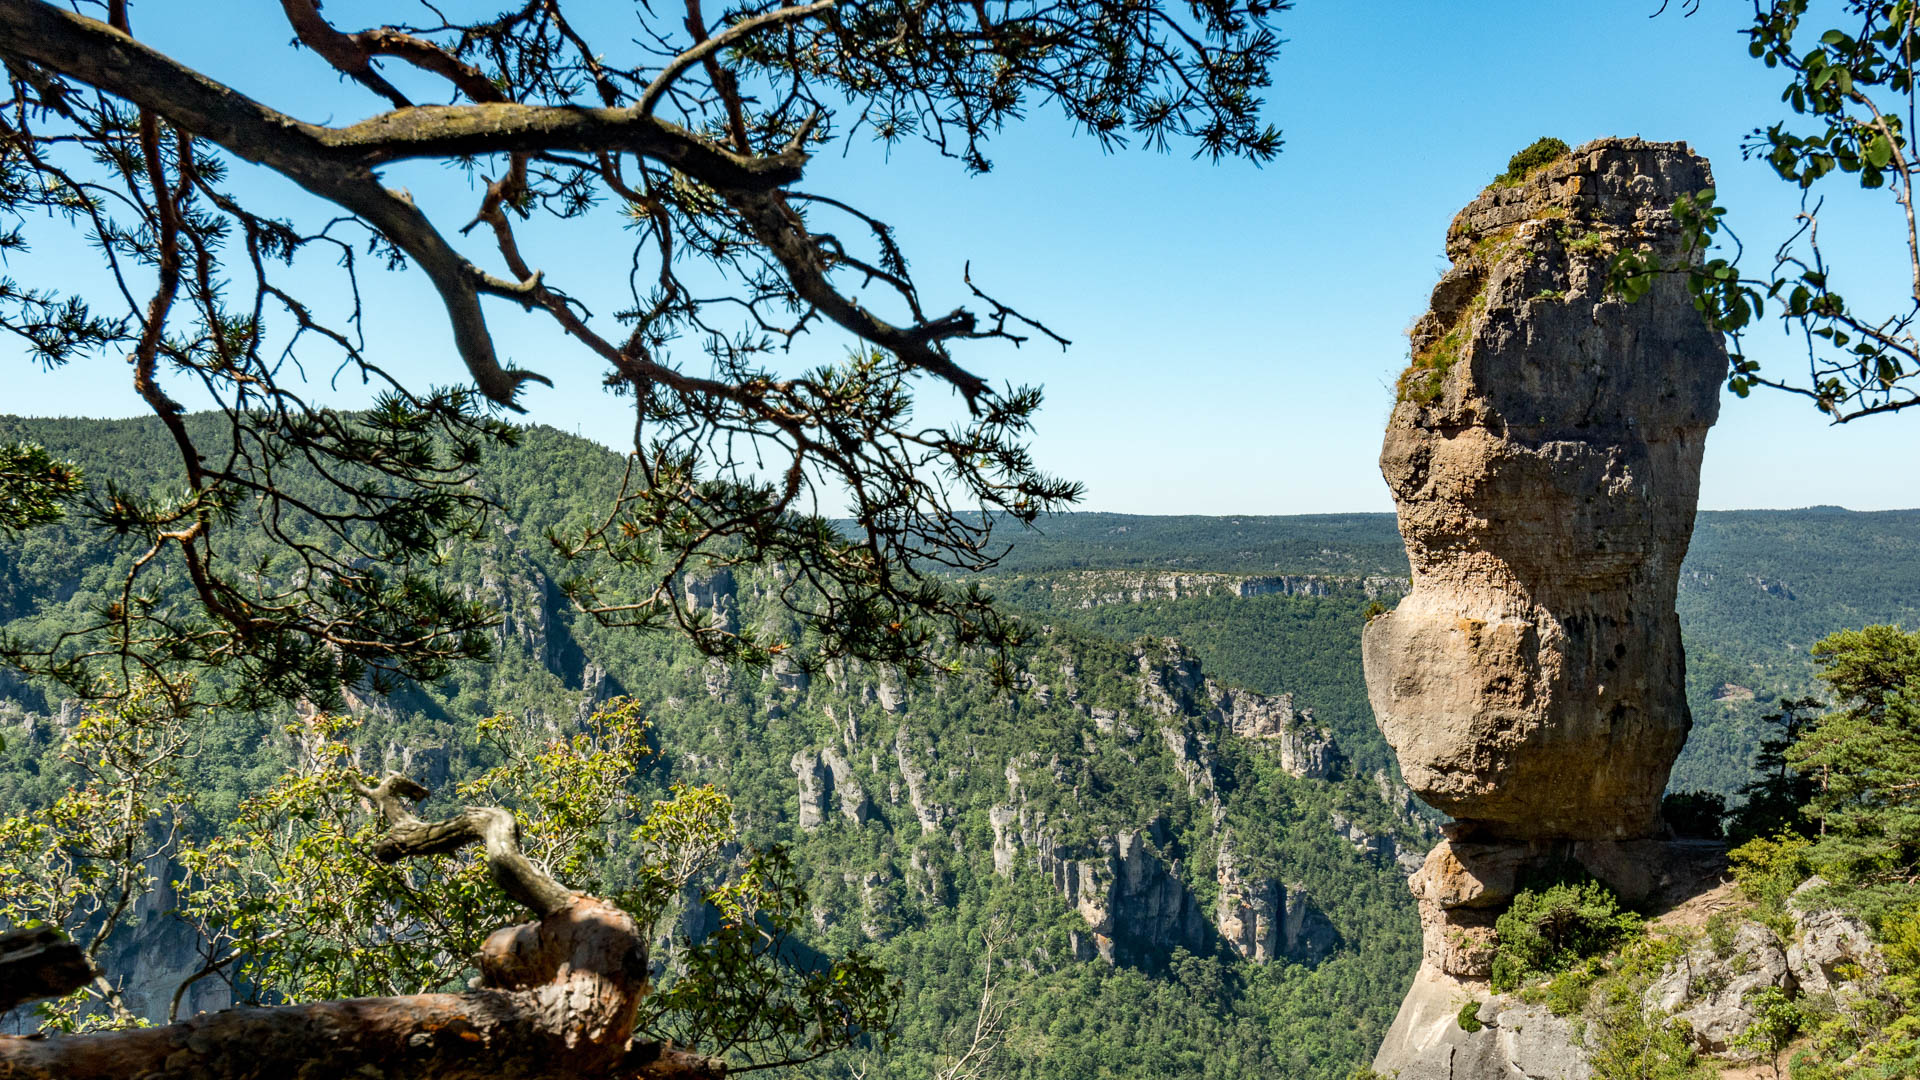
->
[0, 777, 724, 1080]
[0, 928, 95, 1014]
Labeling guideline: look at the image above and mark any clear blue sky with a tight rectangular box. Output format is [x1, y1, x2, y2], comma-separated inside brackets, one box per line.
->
[6, 1, 1918, 513]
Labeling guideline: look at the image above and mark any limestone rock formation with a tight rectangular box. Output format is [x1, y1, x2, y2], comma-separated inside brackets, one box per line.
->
[1786, 877, 1884, 995]
[1023, 569, 1409, 608]
[2, 846, 231, 1033]
[1367, 137, 1729, 1080]
[790, 748, 830, 830]
[893, 726, 949, 831]
[1363, 137, 1725, 842]
[820, 745, 872, 823]
[1645, 921, 1795, 1054]
[1372, 969, 1593, 1080]
[1216, 832, 1337, 964]
[1135, 639, 1342, 781]
[681, 568, 737, 632]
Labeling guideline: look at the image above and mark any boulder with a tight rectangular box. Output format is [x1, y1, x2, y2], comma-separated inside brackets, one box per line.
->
[1372, 968, 1592, 1080]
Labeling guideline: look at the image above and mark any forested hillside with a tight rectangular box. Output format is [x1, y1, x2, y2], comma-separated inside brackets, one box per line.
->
[980, 507, 1920, 794]
[0, 416, 1424, 1079]
[1, 414, 1913, 1078]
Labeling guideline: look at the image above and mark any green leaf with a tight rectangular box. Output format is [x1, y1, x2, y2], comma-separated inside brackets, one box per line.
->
[1868, 134, 1894, 168]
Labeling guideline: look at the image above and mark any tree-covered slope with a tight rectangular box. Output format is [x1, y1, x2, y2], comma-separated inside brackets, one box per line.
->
[2, 413, 1913, 1079]
[980, 506, 1920, 796]
[0, 415, 1426, 1080]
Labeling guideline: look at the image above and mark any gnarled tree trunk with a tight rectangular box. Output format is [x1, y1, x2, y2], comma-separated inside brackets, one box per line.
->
[0, 775, 723, 1080]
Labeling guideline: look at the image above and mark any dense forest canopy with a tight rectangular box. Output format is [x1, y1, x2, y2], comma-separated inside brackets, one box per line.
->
[4, 414, 1918, 1080]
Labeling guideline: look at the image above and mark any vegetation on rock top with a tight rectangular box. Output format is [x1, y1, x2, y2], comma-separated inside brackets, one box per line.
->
[1491, 136, 1572, 188]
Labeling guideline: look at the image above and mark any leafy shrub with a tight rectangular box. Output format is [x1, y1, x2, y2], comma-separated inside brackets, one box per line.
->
[1732, 985, 1802, 1070]
[1727, 832, 1814, 911]
[1706, 910, 1738, 955]
[1456, 1000, 1483, 1033]
[1489, 879, 1641, 993]
[1493, 137, 1571, 187]
[1588, 974, 1713, 1080]
[1539, 958, 1603, 1017]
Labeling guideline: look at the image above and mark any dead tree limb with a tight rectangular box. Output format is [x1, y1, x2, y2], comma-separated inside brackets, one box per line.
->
[0, 774, 724, 1080]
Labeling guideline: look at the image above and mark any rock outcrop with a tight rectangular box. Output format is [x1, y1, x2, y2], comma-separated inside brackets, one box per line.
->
[1135, 639, 1341, 780]
[1786, 878, 1884, 995]
[1329, 810, 1427, 876]
[791, 748, 831, 830]
[1372, 968, 1593, 1080]
[792, 746, 872, 828]
[1017, 570, 1410, 608]
[992, 784, 1339, 967]
[1366, 137, 1728, 1080]
[1216, 831, 1337, 964]
[1645, 921, 1795, 1054]
[1, 846, 231, 1033]
[1362, 137, 1724, 842]
[893, 726, 949, 831]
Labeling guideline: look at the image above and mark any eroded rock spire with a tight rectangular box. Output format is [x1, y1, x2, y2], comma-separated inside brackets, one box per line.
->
[1367, 137, 1729, 1080]
[1364, 137, 1724, 843]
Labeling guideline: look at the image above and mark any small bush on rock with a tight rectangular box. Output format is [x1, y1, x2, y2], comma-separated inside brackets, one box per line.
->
[1490, 879, 1641, 993]
[1493, 137, 1571, 187]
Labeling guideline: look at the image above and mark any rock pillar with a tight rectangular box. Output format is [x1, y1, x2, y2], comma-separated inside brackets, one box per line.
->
[1364, 138, 1726, 1079]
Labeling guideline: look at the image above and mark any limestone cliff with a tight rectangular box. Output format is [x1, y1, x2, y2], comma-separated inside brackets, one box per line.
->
[1008, 570, 1409, 608]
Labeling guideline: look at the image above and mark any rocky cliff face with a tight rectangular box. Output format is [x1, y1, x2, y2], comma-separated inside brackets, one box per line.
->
[1365, 137, 1728, 1080]
[1013, 570, 1409, 608]
[1363, 137, 1724, 842]
[0, 844, 231, 1034]
[1134, 639, 1343, 781]
[1216, 830, 1338, 964]
[774, 635, 1377, 969]
[969, 639, 1364, 967]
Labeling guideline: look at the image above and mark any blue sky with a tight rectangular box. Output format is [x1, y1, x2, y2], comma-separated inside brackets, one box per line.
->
[6, 0, 1919, 513]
